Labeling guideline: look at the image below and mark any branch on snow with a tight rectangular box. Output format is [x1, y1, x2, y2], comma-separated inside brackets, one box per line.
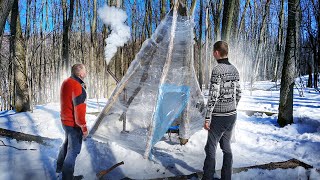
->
[0, 127, 54, 146]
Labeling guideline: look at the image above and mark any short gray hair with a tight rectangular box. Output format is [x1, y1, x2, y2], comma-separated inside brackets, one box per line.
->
[71, 64, 85, 76]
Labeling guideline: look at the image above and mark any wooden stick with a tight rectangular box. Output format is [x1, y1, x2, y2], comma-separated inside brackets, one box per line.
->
[96, 161, 124, 179]
[89, 61, 141, 135]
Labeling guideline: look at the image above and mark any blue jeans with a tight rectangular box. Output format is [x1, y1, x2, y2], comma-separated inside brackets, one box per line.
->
[57, 125, 83, 180]
[203, 114, 236, 180]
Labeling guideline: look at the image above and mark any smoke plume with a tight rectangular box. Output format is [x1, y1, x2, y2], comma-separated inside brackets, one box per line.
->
[98, 5, 131, 64]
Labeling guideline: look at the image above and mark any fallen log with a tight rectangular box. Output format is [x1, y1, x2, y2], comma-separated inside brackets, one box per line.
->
[145, 158, 313, 180]
[238, 109, 277, 116]
[0, 127, 53, 145]
[0, 139, 37, 150]
[233, 158, 313, 173]
[97, 161, 124, 179]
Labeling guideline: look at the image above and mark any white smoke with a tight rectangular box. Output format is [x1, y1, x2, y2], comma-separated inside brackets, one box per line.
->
[98, 5, 131, 64]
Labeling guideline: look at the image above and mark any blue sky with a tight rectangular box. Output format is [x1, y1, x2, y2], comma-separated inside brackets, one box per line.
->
[3, 0, 318, 42]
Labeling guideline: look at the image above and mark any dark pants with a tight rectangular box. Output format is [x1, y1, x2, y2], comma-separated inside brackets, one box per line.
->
[202, 114, 236, 180]
[56, 125, 83, 180]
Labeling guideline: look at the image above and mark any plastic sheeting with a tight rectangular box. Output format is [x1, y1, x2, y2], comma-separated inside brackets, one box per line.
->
[90, 11, 205, 158]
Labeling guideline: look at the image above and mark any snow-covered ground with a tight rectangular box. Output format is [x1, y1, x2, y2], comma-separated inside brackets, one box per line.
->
[0, 78, 320, 180]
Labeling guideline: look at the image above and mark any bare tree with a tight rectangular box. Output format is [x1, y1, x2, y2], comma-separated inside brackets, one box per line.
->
[238, 0, 250, 39]
[221, 0, 235, 42]
[160, 0, 166, 20]
[251, 0, 271, 84]
[273, 0, 285, 82]
[0, 0, 14, 49]
[204, 4, 210, 89]
[10, 0, 30, 112]
[198, 0, 203, 89]
[231, 0, 240, 41]
[0, 0, 14, 37]
[62, 0, 75, 76]
[210, 0, 223, 41]
[278, 0, 300, 127]
[311, 0, 320, 88]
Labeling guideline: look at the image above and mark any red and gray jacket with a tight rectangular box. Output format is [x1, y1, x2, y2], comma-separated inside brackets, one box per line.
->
[60, 75, 87, 133]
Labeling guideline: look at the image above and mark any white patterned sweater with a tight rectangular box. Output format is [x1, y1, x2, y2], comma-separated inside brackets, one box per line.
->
[205, 58, 242, 122]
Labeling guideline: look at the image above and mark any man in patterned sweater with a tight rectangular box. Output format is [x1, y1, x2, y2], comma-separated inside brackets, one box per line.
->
[202, 41, 241, 180]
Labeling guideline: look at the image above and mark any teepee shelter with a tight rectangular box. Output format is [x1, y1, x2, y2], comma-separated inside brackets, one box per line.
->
[89, 3, 205, 159]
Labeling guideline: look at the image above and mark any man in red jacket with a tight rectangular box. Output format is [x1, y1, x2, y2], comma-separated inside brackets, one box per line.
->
[56, 64, 88, 180]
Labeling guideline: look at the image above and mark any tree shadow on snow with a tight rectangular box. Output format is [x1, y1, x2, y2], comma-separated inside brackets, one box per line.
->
[1, 112, 58, 179]
[153, 149, 200, 176]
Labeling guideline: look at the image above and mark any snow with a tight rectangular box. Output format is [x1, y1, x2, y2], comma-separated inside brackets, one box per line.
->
[1, 79, 320, 180]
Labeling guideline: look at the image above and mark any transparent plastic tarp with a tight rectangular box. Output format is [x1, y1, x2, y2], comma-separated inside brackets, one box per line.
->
[90, 11, 205, 158]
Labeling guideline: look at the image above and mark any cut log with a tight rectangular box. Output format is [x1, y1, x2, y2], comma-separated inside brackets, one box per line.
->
[0, 128, 53, 145]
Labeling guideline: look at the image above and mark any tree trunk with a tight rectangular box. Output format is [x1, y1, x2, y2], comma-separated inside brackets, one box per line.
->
[0, 0, 14, 37]
[160, 0, 166, 20]
[198, 0, 203, 89]
[62, 0, 75, 77]
[315, 0, 320, 88]
[132, 0, 136, 61]
[170, 0, 174, 9]
[115, 1, 124, 80]
[314, 49, 318, 88]
[10, 0, 30, 112]
[278, 0, 299, 127]
[90, 0, 97, 98]
[251, 0, 271, 83]
[273, 0, 284, 82]
[211, 0, 223, 41]
[25, 0, 32, 110]
[221, 0, 235, 42]
[38, 0, 45, 104]
[0, 0, 14, 50]
[238, 0, 250, 39]
[231, 0, 240, 42]
[190, 0, 197, 16]
[204, 5, 210, 89]
[295, 0, 301, 79]
[307, 62, 312, 87]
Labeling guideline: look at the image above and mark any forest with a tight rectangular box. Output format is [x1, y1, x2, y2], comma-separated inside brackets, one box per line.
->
[0, 0, 319, 126]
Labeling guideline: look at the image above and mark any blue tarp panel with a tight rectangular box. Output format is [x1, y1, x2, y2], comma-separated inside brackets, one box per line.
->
[151, 84, 190, 146]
